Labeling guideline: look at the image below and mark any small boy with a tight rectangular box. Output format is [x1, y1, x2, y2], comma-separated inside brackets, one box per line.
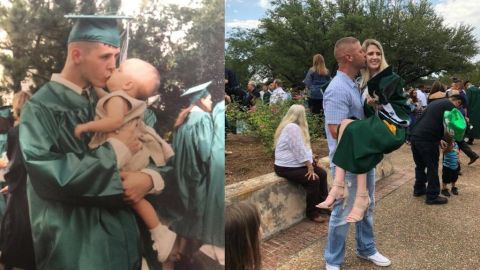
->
[440, 108, 466, 197]
[441, 133, 460, 196]
[75, 58, 179, 268]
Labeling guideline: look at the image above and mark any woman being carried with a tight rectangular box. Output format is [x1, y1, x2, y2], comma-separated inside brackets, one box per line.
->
[317, 39, 409, 222]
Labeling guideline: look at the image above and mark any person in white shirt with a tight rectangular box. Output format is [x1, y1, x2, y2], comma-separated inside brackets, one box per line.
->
[273, 104, 329, 223]
[269, 79, 290, 105]
[416, 85, 428, 107]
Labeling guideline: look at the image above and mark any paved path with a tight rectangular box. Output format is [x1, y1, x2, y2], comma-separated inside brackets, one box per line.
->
[262, 143, 480, 270]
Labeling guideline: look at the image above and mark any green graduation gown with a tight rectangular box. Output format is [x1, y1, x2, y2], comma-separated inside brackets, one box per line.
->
[20, 82, 142, 270]
[333, 67, 408, 174]
[203, 101, 225, 246]
[170, 108, 216, 245]
[466, 86, 480, 138]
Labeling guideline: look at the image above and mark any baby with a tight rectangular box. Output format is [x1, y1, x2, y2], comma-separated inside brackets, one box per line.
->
[75, 58, 178, 267]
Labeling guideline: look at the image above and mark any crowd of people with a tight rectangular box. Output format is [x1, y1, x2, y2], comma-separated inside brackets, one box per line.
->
[226, 34, 480, 270]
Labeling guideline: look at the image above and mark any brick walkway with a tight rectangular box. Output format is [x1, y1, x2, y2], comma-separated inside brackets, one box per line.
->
[261, 169, 415, 270]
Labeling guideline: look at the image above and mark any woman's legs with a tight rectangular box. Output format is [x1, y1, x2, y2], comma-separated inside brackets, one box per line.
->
[346, 173, 370, 222]
[317, 119, 354, 209]
[274, 165, 328, 219]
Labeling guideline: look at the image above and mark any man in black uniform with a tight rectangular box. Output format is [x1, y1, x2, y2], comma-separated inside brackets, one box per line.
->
[409, 93, 464, 205]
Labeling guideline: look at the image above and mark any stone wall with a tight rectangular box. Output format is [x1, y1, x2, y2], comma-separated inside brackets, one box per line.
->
[225, 155, 394, 239]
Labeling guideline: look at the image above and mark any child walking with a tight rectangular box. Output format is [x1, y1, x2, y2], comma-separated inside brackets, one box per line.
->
[441, 134, 460, 196]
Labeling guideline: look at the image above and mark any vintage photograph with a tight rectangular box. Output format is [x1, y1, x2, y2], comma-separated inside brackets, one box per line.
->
[0, 0, 224, 269]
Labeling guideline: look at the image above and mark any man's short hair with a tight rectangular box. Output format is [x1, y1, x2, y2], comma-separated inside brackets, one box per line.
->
[334, 37, 360, 62]
[273, 79, 282, 87]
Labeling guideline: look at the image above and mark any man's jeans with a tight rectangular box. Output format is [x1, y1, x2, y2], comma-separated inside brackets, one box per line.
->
[324, 168, 377, 267]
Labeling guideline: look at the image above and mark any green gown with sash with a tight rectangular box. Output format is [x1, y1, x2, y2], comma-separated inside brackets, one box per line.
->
[19, 81, 159, 270]
[466, 86, 480, 138]
[332, 66, 409, 174]
[170, 108, 217, 245]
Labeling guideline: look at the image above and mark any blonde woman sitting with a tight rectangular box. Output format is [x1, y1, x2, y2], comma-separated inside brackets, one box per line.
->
[273, 104, 329, 223]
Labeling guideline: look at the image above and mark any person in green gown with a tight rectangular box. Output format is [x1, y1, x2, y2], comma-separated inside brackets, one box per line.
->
[170, 82, 224, 268]
[317, 39, 409, 224]
[19, 16, 166, 270]
[465, 81, 480, 144]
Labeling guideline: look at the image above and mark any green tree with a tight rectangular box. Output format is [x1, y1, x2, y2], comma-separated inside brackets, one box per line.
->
[0, 0, 121, 93]
[1, 0, 223, 135]
[129, 0, 224, 135]
[226, 0, 478, 87]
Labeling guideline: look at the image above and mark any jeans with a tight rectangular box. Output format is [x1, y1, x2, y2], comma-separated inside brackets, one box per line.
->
[324, 168, 377, 267]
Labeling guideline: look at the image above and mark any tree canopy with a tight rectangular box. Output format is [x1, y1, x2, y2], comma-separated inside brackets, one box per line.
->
[225, 0, 478, 87]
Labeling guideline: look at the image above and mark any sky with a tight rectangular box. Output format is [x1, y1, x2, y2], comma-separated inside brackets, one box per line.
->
[225, 0, 480, 61]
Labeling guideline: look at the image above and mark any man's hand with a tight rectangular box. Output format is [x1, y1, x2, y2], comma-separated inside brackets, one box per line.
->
[108, 120, 142, 154]
[366, 93, 378, 106]
[120, 171, 153, 204]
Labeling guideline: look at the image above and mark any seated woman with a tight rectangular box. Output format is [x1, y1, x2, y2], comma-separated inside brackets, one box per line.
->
[273, 104, 329, 223]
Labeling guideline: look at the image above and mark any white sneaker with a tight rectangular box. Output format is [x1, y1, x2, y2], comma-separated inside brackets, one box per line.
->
[325, 263, 340, 270]
[357, 251, 391, 267]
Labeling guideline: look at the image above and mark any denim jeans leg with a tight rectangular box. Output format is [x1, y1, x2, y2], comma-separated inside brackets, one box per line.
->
[355, 169, 377, 257]
[324, 168, 377, 266]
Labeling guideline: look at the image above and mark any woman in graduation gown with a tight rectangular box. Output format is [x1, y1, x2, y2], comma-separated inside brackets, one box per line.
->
[169, 82, 224, 266]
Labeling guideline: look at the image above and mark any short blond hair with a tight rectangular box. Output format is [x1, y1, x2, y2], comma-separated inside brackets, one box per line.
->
[334, 37, 360, 63]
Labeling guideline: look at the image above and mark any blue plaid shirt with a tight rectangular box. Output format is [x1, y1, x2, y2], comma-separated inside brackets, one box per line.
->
[323, 71, 365, 168]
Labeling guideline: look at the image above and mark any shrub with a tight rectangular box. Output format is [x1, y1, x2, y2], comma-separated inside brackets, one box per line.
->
[226, 99, 325, 154]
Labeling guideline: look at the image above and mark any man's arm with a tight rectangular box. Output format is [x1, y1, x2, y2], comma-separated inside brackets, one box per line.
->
[20, 101, 137, 207]
[328, 124, 339, 139]
[323, 83, 350, 139]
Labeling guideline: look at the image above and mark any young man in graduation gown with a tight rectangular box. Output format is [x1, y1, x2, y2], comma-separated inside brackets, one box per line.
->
[19, 16, 167, 270]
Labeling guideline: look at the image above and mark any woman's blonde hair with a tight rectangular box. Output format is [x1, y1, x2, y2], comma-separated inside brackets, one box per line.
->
[359, 39, 389, 89]
[12, 91, 31, 122]
[310, 54, 329, 76]
[274, 104, 310, 149]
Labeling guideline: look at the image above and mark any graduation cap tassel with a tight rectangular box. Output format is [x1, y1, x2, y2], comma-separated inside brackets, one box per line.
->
[120, 20, 130, 63]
